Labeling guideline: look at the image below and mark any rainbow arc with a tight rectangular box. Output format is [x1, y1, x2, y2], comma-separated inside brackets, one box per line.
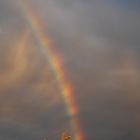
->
[19, 1, 84, 140]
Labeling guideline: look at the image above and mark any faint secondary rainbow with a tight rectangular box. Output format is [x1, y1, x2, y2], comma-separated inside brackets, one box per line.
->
[19, 1, 84, 140]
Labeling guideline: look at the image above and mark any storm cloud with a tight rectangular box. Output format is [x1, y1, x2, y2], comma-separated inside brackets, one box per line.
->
[0, 0, 140, 140]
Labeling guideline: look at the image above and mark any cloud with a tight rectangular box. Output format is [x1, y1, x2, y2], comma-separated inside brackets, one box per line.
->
[0, 0, 140, 140]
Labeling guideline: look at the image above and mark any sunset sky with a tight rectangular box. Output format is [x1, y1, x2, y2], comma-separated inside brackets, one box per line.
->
[0, 0, 140, 140]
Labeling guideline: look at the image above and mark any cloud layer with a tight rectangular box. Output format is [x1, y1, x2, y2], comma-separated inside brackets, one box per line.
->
[0, 0, 140, 140]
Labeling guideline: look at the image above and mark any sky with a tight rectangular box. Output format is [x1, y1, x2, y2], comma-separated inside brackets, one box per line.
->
[0, 0, 140, 140]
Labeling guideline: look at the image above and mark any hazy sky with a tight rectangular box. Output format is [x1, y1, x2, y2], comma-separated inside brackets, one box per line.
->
[0, 0, 140, 140]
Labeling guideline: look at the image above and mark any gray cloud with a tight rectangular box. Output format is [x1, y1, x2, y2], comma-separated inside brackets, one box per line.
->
[0, 0, 140, 140]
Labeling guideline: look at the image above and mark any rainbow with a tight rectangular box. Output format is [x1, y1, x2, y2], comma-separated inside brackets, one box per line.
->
[19, 1, 84, 140]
